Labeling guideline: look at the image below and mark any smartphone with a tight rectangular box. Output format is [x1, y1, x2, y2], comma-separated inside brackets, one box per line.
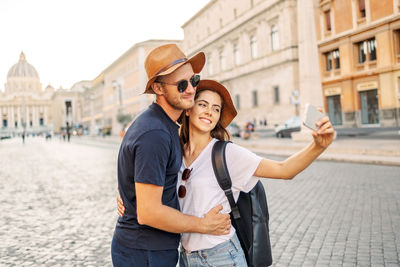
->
[303, 104, 325, 131]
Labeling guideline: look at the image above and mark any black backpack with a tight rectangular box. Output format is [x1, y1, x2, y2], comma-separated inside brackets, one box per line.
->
[211, 140, 273, 267]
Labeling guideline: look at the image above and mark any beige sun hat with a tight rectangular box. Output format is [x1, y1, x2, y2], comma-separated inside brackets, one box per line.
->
[196, 80, 237, 128]
[144, 44, 205, 94]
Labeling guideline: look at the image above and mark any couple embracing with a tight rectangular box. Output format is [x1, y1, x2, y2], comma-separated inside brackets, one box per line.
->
[111, 44, 334, 267]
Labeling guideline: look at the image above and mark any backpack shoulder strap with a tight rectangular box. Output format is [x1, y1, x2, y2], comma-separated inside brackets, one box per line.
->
[211, 140, 240, 219]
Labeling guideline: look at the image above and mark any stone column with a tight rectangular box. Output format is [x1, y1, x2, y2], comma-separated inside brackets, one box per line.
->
[10, 106, 15, 129]
[26, 106, 30, 128]
[44, 105, 48, 126]
[18, 106, 22, 129]
[32, 106, 37, 127]
[37, 106, 41, 126]
[36, 106, 40, 126]
[7, 106, 12, 128]
[292, 0, 324, 141]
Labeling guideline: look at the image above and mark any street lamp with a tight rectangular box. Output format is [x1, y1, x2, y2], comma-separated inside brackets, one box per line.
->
[112, 80, 131, 136]
[291, 89, 300, 116]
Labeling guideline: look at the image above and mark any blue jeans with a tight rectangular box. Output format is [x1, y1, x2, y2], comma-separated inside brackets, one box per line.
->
[179, 233, 247, 267]
[111, 234, 178, 267]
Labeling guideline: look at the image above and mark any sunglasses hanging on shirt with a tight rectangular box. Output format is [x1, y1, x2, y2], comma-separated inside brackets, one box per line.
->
[178, 168, 192, 198]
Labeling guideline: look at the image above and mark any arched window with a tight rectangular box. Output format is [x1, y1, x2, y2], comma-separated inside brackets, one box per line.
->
[250, 35, 258, 59]
[271, 24, 280, 51]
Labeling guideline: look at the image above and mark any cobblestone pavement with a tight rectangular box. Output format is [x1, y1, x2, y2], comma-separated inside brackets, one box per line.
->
[1, 137, 400, 266]
[0, 138, 119, 266]
[260, 155, 400, 267]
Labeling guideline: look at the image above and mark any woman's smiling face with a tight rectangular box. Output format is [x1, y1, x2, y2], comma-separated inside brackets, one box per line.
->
[187, 90, 222, 133]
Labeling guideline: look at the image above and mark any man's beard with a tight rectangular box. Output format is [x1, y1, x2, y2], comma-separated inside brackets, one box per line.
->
[164, 90, 194, 111]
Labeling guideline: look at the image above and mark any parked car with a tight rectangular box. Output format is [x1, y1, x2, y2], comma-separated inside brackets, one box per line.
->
[274, 116, 301, 138]
[227, 123, 241, 137]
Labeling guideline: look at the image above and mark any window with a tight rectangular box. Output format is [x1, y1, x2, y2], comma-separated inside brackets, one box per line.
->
[398, 77, 400, 97]
[65, 101, 72, 116]
[358, 0, 366, 18]
[252, 90, 258, 107]
[15, 121, 18, 127]
[368, 39, 376, 61]
[333, 49, 340, 69]
[395, 30, 400, 56]
[357, 38, 377, 64]
[233, 42, 240, 65]
[235, 94, 241, 110]
[2, 119, 7, 128]
[273, 86, 280, 104]
[250, 35, 258, 59]
[30, 121, 32, 127]
[325, 52, 332, 71]
[39, 118, 44, 126]
[324, 10, 331, 31]
[219, 48, 226, 71]
[325, 49, 340, 71]
[271, 24, 279, 51]
[358, 41, 367, 63]
[208, 56, 214, 75]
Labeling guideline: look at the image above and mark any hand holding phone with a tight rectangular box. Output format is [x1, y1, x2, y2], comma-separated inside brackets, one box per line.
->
[303, 104, 325, 131]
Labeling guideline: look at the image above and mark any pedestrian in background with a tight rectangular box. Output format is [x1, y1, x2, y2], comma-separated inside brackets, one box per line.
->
[66, 122, 71, 142]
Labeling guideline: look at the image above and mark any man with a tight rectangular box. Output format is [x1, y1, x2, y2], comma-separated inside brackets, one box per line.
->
[111, 44, 231, 267]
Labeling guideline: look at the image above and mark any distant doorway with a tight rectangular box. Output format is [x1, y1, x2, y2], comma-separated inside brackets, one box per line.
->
[327, 95, 342, 125]
[360, 89, 379, 125]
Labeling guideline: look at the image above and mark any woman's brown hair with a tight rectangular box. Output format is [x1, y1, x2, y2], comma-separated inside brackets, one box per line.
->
[179, 88, 231, 147]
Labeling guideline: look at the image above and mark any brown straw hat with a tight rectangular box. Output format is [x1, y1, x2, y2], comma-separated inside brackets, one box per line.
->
[144, 44, 205, 94]
[196, 80, 237, 128]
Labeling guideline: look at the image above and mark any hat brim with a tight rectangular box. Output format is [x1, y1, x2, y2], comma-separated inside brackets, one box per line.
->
[196, 80, 237, 128]
[144, 51, 205, 94]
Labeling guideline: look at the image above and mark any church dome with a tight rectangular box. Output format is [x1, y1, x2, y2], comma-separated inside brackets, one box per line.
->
[7, 52, 39, 79]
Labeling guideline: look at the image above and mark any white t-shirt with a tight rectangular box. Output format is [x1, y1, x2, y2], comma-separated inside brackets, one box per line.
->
[178, 138, 262, 252]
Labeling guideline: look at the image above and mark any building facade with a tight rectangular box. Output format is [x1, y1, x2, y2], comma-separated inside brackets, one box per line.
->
[0, 52, 84, 137]
[52, 81, 88, 134]
[182, 0, 300, 128]
[81, 73, 105, 136]
[0, 52, 52, 136]
[81, 39, 180, 136]
[316, 0, 400, 127]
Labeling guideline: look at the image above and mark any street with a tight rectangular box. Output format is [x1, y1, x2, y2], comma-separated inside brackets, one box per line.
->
[0, 137, 399, 266]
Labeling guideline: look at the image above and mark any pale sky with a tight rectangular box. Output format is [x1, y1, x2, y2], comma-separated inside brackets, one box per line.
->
[0, 0, 209, 91]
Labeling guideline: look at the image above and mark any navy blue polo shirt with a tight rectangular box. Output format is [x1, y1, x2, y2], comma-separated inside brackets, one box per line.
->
[114, 102, 182, 250]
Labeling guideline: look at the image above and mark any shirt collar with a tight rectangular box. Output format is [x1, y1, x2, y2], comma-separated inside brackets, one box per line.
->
[150, 102, 180, 129]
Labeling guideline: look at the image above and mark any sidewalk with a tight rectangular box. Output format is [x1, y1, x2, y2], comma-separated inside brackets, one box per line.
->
[81, 134, 400, 166]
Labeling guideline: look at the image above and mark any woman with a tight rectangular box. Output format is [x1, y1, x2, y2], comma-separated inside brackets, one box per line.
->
[118, 80, 334, 266]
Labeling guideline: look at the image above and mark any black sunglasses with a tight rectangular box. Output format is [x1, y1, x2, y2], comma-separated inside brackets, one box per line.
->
[178, 168, 192, 198]
[157, 74, 200, 93]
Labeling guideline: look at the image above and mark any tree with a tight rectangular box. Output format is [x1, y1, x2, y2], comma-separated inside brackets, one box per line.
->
[117, 112, 132, 131]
